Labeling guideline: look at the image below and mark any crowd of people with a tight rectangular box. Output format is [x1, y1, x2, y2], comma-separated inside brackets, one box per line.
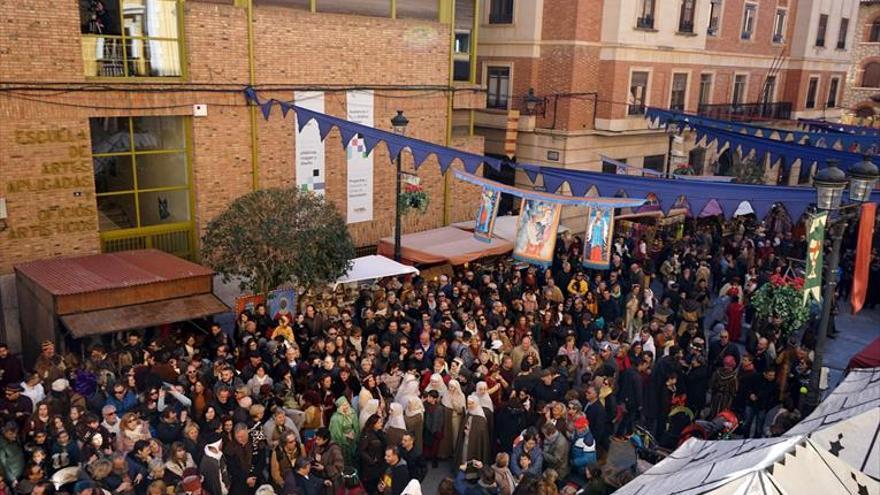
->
[0, 211, 873, 495]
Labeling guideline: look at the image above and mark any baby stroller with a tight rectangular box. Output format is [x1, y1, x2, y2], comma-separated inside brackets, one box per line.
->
[678, 410, 740, 445]
[630, 425, 670, 464]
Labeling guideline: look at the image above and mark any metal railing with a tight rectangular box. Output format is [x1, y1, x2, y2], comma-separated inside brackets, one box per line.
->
[101, 223, 196, 260]
[697, 101, 793, 121]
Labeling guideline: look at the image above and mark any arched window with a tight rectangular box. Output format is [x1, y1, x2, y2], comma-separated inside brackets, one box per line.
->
[862, 62, 880, 88]
[870, 20, 880, 42]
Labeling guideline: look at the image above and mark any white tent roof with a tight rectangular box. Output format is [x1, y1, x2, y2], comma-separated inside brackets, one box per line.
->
[334, 255, 419, 288]
[786, 367, 880, 478]
[452, 215, 569, 242]
[615, 437, 879, 495]
[617, 367, 880, 495]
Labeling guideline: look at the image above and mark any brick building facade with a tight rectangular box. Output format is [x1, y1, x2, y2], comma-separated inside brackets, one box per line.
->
[842, 0, 880, 122]
[475, 0, 859, 221]
[0, 0, 486, 349]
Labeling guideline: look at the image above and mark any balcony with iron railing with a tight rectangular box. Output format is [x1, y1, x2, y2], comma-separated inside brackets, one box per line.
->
[636, 15, 655, 29]
[697, 101, 793, 121]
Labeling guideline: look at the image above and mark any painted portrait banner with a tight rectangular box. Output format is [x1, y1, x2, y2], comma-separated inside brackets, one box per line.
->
[582, 205, 614, 269]
[268, 289, 296, 323]
[295, 91, 326, 195]
[234, 294, 266, 318]
[513, 198, 561, 267]
[346, 90, 374, 224]
[804, 210, 828, 305]
[473, 187, 501, 242]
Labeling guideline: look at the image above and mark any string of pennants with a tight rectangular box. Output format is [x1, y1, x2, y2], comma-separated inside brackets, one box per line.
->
[244, 88, 878, 226]
[645, 108, 878, 169]
[797, 118, 880, 137]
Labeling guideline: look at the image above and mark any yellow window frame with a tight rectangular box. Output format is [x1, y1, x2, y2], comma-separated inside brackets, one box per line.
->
[81, 0, 188, 81]
[92, 116, 197, 258]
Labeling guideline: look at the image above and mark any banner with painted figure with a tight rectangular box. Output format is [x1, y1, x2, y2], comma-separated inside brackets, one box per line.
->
[804, 210, 828, 305]
[346, 90, 374, 223]
[268, 289, 296, 323]
[474, 187, 501, 242]
[582, 205, 614, 269]
[295, 91, 326, 195]
[513, 198, 562, 266]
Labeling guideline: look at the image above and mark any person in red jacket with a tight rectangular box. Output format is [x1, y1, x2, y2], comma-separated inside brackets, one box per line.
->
[725, 295, 745, 344]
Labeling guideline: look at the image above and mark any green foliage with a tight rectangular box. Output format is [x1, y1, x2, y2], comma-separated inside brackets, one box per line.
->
[750, 275, 810, 341]
[200, 188, 355, 296]
[731, 153, 767, 185]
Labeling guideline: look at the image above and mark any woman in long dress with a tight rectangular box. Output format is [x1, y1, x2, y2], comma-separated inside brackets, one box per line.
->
[395, 372, 420, 407]
[475, 381, 495, 443]
[404, 396, 425, 454]
[454, 394, 491, 466]
[437, 379, 466, 460]
[328, 396, 359, 465]
[424, 373, 448, 397]
[385, 402, 408, 448]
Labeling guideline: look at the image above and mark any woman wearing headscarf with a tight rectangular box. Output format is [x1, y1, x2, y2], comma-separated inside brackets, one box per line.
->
[423, 373, 448, 398]
[404, 397, 425, 454]
[437, 379, 466, 460]
[394, 372, 420, 408]
[454, 395, 491, 466]
[384, 402, 408, 448]
[328, 397, 359, 466]
[359, 398, 381, 431]
[474, 382, 495, 439]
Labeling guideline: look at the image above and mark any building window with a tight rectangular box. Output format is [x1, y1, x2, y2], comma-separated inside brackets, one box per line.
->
[670, 74, 688, 111]
[678, 0, 695, 33]
[486, 67, 510, 109]
[732, 75, 747, 106]
[827, 78, 839, 108]
[762, 75, 776, 104]
[741, 3, 757, 40]
[707, 0, 722, 36]
[816, 14, 828, 47]
[698, 74, 713, 107]
[773, 9, 786, 43]
[628, 71, 649, 115]
[644, 155, 665, 172]
[871, 20, 880, 42]
[489, 0, 514, 24]
[91, 116, 193, 258]
[863, 62, 880, 88]
[602, 160, 622, 174]
[80, 0, 183, 78]
[805, 77, 819, 108]
[637, 0, 655, 29]
[837, 18, 848, 49]
[453, 31, 472, 82]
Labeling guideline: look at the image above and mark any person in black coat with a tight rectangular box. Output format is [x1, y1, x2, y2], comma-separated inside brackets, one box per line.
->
[531, 369, 564, 404]
[583, 385, 608, 452]
[400, 433, 426, 482]
[200, 437, 231, 495]
[224, 424, 261, 495]
[681, 341, 710, 416]
[495, 397, 529, 453]
[378, 446, 410, 495]
[358, 414, 388, 494]
[284, 457, 332, 495]
[616, 358, 649, 435]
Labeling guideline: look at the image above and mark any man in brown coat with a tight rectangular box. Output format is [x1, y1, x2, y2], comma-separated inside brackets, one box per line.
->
[309, 428, 344, 488]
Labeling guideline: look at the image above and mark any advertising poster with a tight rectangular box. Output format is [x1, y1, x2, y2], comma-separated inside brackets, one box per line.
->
[346, 90, 374, 223]
[295, 91, 326, 195]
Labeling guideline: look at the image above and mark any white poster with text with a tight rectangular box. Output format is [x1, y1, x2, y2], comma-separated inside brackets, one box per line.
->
[294, 91, 325, 196]
[345, 90, 374, 223]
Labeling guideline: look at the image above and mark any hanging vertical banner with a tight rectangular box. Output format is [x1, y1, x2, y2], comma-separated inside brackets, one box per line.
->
[295, 91, 326, 195]
[851, 203, 877, 314]
[345, 90, 374, 223]
[513, 198, 562, 266]
[474, 188, 502, 243]
[804, 210, 829, 305]
[582, 205, 615, 269]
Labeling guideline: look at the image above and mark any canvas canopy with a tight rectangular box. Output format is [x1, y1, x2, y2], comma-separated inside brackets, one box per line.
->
[333, 255, 419, 288]
[617, 367, 880, 495]
[452, 215, 570, 243]
[377, 226, 513, 266]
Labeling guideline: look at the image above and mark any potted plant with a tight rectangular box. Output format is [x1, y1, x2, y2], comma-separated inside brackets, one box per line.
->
[749, 273, 810, 342]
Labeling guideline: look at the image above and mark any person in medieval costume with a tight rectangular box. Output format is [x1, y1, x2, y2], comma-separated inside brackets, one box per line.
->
[437, 379, 466, 460]
[395, 373, 420, 408]
[708, 356, 739, 418]
[404, 397, 425, 454]
[474, 381, 495, 443]
[454, 395, 491, 466]
[359, 398, 381, 430]
[385, 403, 408, 448]
[200, 437, 231, 495]
[328, 397, 359, 466]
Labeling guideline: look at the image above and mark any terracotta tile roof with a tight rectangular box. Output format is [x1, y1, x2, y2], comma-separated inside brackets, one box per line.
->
[14, 249, 214, 296]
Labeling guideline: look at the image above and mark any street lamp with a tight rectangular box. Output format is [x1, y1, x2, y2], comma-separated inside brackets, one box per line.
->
[391, 110, 409, 262]
[524, 88, 545, 117]
[805, 156, 878, 414]
[665, 119, 683, 176]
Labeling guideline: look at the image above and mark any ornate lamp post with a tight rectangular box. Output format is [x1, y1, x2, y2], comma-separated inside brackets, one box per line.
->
[391, 110, 409, 262]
